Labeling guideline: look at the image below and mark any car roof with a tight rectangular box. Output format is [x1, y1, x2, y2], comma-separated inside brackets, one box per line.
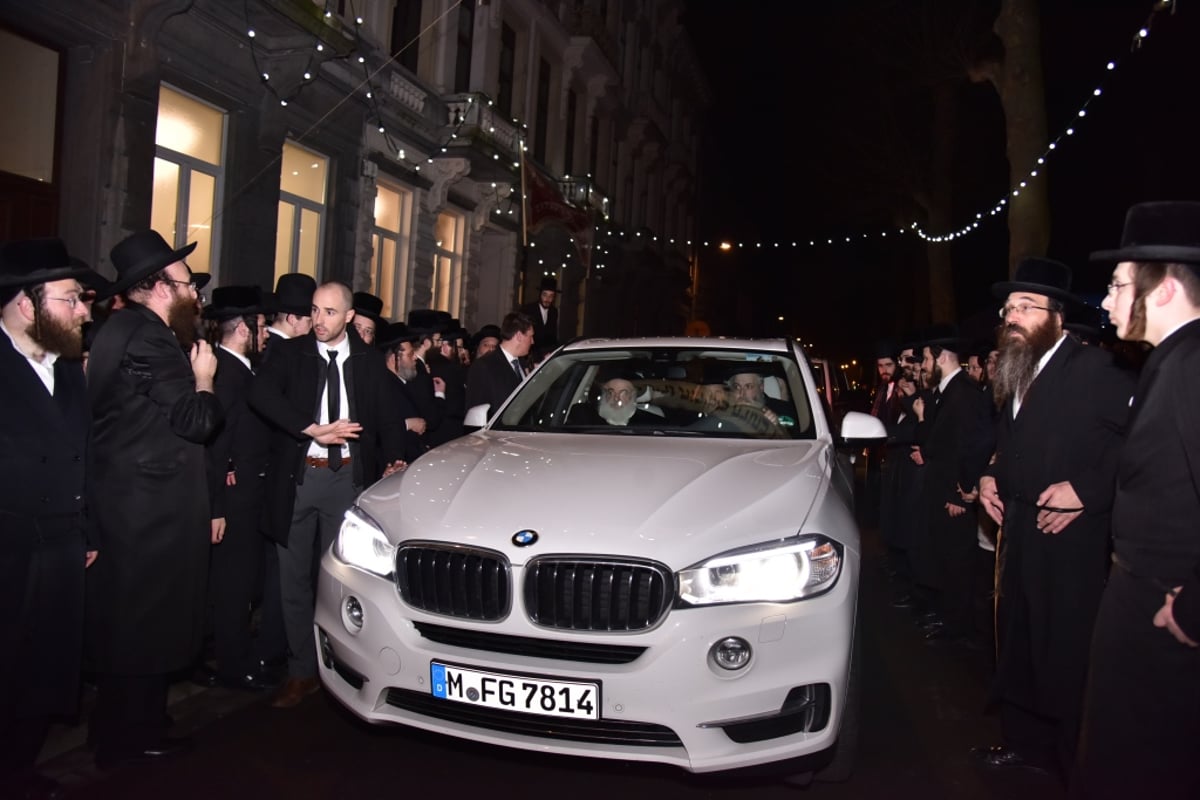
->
[559, 337, 795, 353]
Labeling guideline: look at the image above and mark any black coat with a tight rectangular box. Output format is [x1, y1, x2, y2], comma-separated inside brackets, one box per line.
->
[426, 352, 466, 446]
[86, 304, 223, 674]
[879, 391, 926, 549]
[0, 332, 89, 717]
[465, 346, 523, 418]
[249, 332, 407, 545]
[521, 301, 559, 351]
[206, 347, 271, 519]
[916, 370, 995, 508]
[986, 336, 1134, 721]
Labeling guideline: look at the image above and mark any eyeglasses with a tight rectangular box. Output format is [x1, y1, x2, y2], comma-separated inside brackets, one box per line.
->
[998, 302, 1052, 319]
[1105, 280, 1132, 295]
[44, 295, 84, 309]
[603, 388, 633, 399]
[161, 278, 198, 292]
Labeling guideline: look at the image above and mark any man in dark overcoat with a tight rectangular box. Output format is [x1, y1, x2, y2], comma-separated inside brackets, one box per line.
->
[974, 258, 1134, 776]
[249, 282, 407, 708]
[465, 311, 535, 418]
[879, 342, 926, 609]
[913, 325, 995, 647]
[520, 275, 559, 352]
[85, 230, 222, 768]
[1076, 202, 1200, 798]
[0, 239, 98, 798]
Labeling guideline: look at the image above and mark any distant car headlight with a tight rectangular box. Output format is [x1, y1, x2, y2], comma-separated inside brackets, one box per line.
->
[676, 535, 843, 606]
[333, 507, 395, 579]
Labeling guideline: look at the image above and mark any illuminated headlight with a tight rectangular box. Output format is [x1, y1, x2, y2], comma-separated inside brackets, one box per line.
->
[333, 507, 395, 578]
[677, 535, 843, 606]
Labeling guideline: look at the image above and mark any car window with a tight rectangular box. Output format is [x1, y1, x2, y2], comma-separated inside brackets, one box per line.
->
[493, 347, 815, 440]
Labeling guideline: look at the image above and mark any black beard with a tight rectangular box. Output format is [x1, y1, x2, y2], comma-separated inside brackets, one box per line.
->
[167, 293, 199, 349]
[31, 303, 83, 359]
[992, 317, 1061, 407]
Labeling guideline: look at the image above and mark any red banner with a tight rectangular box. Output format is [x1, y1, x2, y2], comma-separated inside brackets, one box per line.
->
[525, 164, 594, 269]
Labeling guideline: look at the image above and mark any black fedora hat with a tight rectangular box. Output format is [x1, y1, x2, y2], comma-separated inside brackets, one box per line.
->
[352, 291, 385, 324]
[107, 230, 198, 296]
[538, 275, 558, 293]
[269, 273, 317, 316]
[376, 321, 416, 349]
[470, 323, 502, 352]
[0, 238, 95, 289]
[408, 308, 450, 335]
[203, 285, 266, 320]
[921, 322, 971, 354]
[1091, 201, 1200, 266]
[992, 257, 1082, 305]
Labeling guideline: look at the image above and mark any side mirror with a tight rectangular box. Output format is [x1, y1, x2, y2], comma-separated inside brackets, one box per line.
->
[464, 403, 491, 428]
[838, 411, 887, 446]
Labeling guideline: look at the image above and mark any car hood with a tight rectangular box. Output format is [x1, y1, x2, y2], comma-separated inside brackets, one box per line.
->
[357, 432, 836, 568]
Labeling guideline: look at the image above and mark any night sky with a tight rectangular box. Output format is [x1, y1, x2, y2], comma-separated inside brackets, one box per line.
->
[682, 0, 1199, 361]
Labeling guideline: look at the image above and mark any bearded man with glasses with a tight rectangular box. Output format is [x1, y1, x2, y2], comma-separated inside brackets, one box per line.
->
[972, 258, 1134, 781]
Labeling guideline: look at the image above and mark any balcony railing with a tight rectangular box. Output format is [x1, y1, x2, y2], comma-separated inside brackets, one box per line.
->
[560, 175, 609, 218]
[563, 7, 619, 72]
[444, 93, 521, 160]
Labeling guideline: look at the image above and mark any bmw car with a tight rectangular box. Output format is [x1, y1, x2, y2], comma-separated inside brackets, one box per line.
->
[315, 338, 885, 781]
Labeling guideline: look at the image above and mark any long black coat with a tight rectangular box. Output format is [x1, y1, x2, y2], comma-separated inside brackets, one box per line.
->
[986, 336, 1134, 723]
[249, 332, 407, 545]
[86, 304, 223, 674]
[0, 332, 89, 718]
[205, 347, 271, 518]
[521, 301, 559, 351]
[465, 346, 522, 418]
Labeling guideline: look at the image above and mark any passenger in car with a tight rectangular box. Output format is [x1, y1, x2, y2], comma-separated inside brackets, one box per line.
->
[727, 369, 792, 426]
[569, 376, 661, 426]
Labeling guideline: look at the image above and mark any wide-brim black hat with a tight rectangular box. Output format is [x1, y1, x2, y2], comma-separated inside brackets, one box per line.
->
[992, 257, 1083, 305]
[538, 276, 558, 292]
[921, 322, 972, 354]
[352, 291, 386, 324]
[1090, 201, 1200, 266]
[106, 230, 198, 296]
[408, 308, 450, 335]
[470, 323, 502, 350]
[377, 321, 417, 349]
[269, 273, 317, 316]
[203, 285, 266, 320]
[0, 238, 95, 289]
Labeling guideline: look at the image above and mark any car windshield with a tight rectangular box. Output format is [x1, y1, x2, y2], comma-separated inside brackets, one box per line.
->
[492, 346, 816, 440]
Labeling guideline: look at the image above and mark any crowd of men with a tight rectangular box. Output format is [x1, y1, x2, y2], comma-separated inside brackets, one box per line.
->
[0, 230, 557, 797]
[867, 201, 1200, 797]
[1, 201, 1198, 798]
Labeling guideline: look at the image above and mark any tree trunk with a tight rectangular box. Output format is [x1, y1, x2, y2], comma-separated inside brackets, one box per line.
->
[993, 0, 1050, 277]
[927, 83, 957, 322]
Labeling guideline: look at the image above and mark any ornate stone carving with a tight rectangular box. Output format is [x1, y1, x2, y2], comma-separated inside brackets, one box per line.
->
[421, 157, 470, 212]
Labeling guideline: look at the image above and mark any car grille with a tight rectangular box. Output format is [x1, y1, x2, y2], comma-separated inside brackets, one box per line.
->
[524, 557, 673, 632]
[412, 621, 646, 664]
[385, 688, 683, 747]
[395, 544, 511, 621]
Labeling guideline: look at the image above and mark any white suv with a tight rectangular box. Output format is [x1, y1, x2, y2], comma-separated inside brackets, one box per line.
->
[316, 338, 885, 781]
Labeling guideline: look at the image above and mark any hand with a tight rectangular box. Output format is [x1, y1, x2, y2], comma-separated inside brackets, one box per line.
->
[909, 445, 924, 466]
[406, 417, 427, 435]
[305, 419, 362, 445]
[761, 407, 779, 425]
[382, 460, 408, 478]
[979, 475, 1005, 526]
[945, 502, 967, 518]
[1035, 481, 1083, 535]
[898, 378, 916, 397]
[957, 483, 979, 504]
[211, 517, 226, 544]
[190, 340, 218, 388]
[433, 376, 446, 393]
[911, 397, 925, 421]
[1154, 588, 1199, 647]
[225, 470, 237, 487]
[85, 550, 98, 568]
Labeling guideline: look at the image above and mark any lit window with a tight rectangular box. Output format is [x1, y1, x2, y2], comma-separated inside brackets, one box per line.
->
[275, 141, 329, 283]
[371, 183, 413, 319]
[432, 211, 464, 313]
[0, 30, 58, 183]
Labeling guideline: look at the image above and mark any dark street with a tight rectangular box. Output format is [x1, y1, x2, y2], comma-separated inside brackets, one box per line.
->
[42, 521, 1063, 800]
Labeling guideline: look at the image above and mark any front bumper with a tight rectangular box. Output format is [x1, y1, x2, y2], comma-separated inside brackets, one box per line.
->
[314, 550, 857, 774]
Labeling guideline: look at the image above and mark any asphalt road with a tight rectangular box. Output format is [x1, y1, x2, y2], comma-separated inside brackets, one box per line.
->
[44, 524, 1064, 800]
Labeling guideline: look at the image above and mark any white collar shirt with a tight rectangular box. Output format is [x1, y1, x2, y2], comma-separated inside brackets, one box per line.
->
[0, 318, 57, 394]
[307, 335, 352, 457]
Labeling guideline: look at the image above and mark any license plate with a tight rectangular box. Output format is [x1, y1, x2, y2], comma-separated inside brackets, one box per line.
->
[430, 662, 600, 720]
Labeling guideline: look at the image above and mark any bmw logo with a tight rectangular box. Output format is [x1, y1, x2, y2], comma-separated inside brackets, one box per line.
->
[512, 529, 539, 547]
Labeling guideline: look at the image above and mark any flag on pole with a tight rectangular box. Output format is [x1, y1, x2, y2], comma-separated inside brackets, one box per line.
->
[523, 162, 595, 270]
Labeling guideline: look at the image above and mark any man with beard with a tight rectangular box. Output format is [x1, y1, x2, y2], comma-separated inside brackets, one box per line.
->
[972, 258, 1133, 779]
[520, 276, 559, 352]
[198, 286, 276, 692]
[86, 230, 222, 769]
[379, 322, 433, 459]
[880, 342, 926, 610]
[911, 325, 994, 649]
[570, 376, 660, 426]
[1076, 202, 1200, 799]
[250, 282, 407, 708]
[0, 239, 99, 799]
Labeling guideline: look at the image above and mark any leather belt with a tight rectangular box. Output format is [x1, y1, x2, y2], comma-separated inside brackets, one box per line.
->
[304, 455, 352, 468]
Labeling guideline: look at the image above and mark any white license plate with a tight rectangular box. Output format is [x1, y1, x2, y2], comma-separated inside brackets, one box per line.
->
[430, 662, 600, 720]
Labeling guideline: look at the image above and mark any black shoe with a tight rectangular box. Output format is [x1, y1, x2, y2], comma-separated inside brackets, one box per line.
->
[969, 745, 1052, 772]
[95, 736, 194, 769]
[923, 625, 949, 641]
[917, 611, 941, 625]
[891, 594, 914, 608]
[217, 671, 273, 692]
[190, 662, 219, 688]
[919, 619, 945, 635]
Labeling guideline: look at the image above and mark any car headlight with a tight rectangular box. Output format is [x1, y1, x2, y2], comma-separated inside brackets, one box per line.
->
[333, 507, 395, 579]
[676, 535, 843, 606]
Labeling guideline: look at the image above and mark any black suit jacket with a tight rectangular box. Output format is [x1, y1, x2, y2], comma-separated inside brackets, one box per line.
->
[249, 332, 407, 544]
[427, 352, 466, 446]
[985, 336, 1134, 718]
[916, 369, 994, 507]
[206, 347, 271, 519]
[465, 346, 523, 418]
[521, 301, 559, 351]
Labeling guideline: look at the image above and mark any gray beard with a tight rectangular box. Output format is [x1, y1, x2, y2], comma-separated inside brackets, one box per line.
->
[597, 400, 635, 425]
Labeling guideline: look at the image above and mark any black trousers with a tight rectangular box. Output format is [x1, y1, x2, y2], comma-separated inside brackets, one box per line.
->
[89, 672, 169, 757]
[929, 505, 977, 637]
[209, 477, 267, 679]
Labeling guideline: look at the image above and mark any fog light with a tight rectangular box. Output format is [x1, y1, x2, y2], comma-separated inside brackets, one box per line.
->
[319, 629, 333, 669]
[711, 637, 752, 670]
[344, 596, 364, 631]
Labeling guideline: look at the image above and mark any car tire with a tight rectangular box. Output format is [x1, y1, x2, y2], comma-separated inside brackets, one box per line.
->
[814, 635, 860, 783]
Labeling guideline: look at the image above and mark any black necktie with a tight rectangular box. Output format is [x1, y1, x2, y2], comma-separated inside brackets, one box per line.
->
[932, 387, 942, 404]
[511, 358, 523, 380]
[326, 351, 342, 471]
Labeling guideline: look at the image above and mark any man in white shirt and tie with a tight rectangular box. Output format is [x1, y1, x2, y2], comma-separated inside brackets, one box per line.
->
[465, 311, 535, 418]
